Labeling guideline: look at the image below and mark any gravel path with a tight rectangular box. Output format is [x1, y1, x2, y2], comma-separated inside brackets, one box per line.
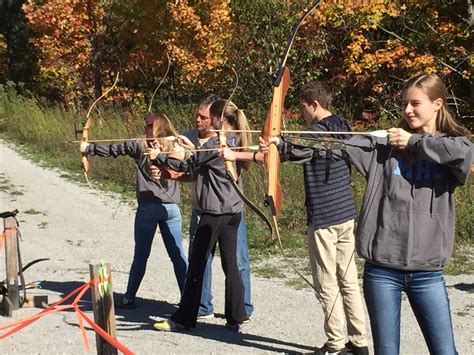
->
[0, 139, 473, 354]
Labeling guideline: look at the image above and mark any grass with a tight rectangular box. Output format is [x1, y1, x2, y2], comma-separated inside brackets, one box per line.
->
[252, 264, 286, 279]
[0, 83, 472, 281]
[37, 222, 48, 229]
[24, 208, 46, 215]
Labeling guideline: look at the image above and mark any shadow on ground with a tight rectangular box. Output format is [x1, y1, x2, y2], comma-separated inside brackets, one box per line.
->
[38, 280, 315, 353]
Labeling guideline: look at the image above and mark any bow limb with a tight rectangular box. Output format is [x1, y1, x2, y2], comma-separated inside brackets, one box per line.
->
[81, 72, 120, 187]
[147, 52, 171, 113]
[217, 69, 274, 236]
[219, 67, 239, 182]
[262, 2, 320, 215]
[262, 66, 291, 216]
[260, 2, 322, 291]
[274, 2, 321, 78]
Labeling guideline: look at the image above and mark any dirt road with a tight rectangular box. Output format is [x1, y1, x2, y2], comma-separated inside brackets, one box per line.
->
[0, 139, 472, 354]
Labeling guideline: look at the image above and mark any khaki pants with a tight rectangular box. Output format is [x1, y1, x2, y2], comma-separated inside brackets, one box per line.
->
[307, 219, 367, 349]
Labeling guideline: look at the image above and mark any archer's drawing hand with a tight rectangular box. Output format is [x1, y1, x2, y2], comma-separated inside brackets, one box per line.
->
[147, 147, 161, 160]
[177, 135, 195, 151]
[80, 142, 90, 154]
[219, 147, 237, 161]
[387, 128, 411, 150]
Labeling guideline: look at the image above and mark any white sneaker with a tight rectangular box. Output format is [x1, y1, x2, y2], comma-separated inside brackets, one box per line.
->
[197, 313, 214, 319]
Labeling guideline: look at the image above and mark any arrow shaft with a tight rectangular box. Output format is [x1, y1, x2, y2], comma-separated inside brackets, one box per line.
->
[211, 129, 385, 137]
[68, 136, 176, 143]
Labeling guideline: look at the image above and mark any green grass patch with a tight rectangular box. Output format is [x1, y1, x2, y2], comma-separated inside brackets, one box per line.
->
[24, 208, 46, 215]
[37, 222, 48, 229]
[286, 277, 310, 289]
[444, 245, 474, 275]
[253, 264, 286, 279]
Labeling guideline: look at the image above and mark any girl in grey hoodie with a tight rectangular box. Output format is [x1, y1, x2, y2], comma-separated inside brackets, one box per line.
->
[345, 74, 471, 355]
[260, 73, 471, 354]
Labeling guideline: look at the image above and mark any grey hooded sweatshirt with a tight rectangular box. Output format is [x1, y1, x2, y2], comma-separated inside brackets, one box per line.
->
[280, 133, 472, 271]
[345, 133, 472, 271]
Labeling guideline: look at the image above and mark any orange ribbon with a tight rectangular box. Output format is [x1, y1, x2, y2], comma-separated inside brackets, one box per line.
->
[0, 227, 16, 249]
[0, 276, 133, 355]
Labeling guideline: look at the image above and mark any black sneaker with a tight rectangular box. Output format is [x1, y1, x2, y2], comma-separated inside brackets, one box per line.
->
[315, 344, 347, 355]
[225, 322, 243, 333]
[345, 341, 369, 355]
[114, 297, 136, 309]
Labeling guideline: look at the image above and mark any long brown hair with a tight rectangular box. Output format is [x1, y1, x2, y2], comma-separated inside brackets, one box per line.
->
[401, 74, 469, 137]
[209, 99, 252, 170]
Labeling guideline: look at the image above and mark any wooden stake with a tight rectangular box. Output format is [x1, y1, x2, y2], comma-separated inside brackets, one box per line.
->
[4, 216, 19, 313]
[89, 263, 117, 355]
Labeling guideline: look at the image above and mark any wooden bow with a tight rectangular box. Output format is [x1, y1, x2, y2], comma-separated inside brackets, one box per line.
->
[261, 2, 321, 290]
[80, 72, 120, 188]
[262, 67, 290, 217]
[262, 2, 320, 223]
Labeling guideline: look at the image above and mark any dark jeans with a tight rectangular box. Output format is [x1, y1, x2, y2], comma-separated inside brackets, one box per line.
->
[125, 203, 188, 301]
[172, 212, 247, 328]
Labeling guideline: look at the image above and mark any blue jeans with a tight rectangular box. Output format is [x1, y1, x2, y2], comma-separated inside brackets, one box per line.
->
[125, 203, 188, 301]
[189, 209, 253, 316]
[363, 263, 457, 355]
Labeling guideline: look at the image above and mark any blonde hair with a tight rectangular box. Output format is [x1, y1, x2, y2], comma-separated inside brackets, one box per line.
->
[209, 99, 251, 170]
[143, 112, 180, 152]
[401, 74, 470, 137]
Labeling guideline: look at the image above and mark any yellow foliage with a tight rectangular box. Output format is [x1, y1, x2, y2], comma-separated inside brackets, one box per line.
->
[149, 0, 234, 88]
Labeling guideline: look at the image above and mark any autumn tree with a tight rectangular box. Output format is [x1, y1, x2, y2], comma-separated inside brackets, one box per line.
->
[0, 0, 38, 87]
[110, 0, 234, 103]
[13, 0, 472, 129]
[227, 0, 471, 129]
[297, 0, 472, 127]
[22, 0, 116, 103]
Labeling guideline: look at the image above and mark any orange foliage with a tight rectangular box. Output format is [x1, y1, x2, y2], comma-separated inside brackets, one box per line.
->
[23, 0, 109, 103]
[163, 0, 233, 86]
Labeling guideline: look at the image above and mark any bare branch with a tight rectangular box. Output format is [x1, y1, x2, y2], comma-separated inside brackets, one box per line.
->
[369, 20, 464, 76]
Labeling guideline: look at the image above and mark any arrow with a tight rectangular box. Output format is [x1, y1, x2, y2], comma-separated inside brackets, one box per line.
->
[144, 144, 260, 156]
[67, 136, 177, 144]
[211, 129, 388, 138]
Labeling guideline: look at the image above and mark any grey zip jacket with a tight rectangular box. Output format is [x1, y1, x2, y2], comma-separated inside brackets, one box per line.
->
[153, 136, 243, 215]
[344, 133, 472, 271]
[85, 140, 180, 204]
